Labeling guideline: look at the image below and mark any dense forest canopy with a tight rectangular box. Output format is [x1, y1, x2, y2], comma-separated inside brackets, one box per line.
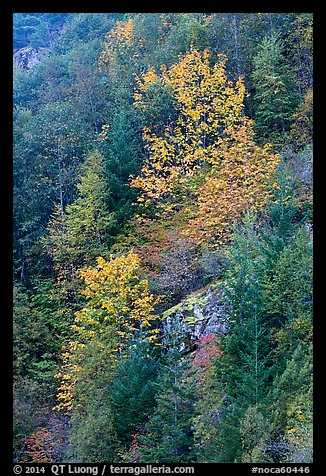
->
[13, 12, 313, 464]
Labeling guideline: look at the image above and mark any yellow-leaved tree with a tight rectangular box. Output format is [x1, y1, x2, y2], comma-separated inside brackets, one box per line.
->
[98, 18, 134, 70]
[98, 18, 145, 84]
[131, 47, 280, 247]
[132, 47, 246, 213]
[55, 251, 160, 412]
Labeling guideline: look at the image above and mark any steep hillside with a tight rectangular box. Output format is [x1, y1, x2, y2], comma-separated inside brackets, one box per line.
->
[13, 13, 313, 464]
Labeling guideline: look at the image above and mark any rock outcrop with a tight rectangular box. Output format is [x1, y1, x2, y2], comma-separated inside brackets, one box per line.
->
[13, 46, 48, 70]
[162, 281, 229, 347]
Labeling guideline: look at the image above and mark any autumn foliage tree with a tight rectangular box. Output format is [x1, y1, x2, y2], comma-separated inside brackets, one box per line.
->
[131, 47, 246, 213]
[55, 251, 160, 413]
[99, 18, 135, 72]
[185, 120, 279, 246]
[74, 252, 159, 348]
[98, 17, 145, 94]
[131, 47, 280, 248]
[21, 416, 69, 463]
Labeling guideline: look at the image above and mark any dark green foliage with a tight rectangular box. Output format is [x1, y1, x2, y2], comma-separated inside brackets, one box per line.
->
[101, 106, 143, 227]
[262, 227, 312, 324]
[262, 161, 300, 246]
[136, 322, 197, 463]
[13, 378, 55, 462]
[257, 163, 312, 332]
[69, 403, 120, 463]
[67, 333, 119, 462]
[30, 278, 76, 337]
[59, 14, 122, 49]
[224, 311, 273, 407]
[13, 285, 59, 382]
[13, 101, 91, 283]
[223, 213, 263, 326]
[157, 13, 210, 62]
[109, 341, 159, 446]
[68, 338, 158, 462]
[209, 214, 274, 462]
[13, 106, 53, 282]
[13, 284, 64, 460]
[204, 195, 312, 462]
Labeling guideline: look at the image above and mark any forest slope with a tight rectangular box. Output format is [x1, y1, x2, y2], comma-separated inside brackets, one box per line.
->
[13, 13, 313, 464]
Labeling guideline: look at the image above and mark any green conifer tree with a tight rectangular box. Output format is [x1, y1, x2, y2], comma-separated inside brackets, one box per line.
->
[137, 318, 197, 463]
[211, 213, 274, 462]
[252, 34, 299, 142]
[109, 340, 159, 448]
[65, 149, 116, 264]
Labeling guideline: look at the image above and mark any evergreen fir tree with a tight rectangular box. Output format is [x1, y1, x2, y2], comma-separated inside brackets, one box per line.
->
[252, 34, 299, 142]
[137, 318, 197, 463]
[211, 213, 274, 462]
[109, 339, 159, 448]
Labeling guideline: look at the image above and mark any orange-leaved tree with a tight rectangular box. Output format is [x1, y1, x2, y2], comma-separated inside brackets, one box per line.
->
[98, 18, 134, 68]
[184, 120, 280, 246]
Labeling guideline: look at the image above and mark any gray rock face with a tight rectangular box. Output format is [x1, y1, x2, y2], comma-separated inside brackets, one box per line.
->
[163, 281, 230, 346]
[13, 47, 48, 70]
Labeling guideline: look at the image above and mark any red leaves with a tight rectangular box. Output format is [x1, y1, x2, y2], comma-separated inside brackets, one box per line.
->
[194, 334, 221, 368]
[193, 334, 222, 386]
[21, 416, 69, 463]
[23, 428, 59, 463]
